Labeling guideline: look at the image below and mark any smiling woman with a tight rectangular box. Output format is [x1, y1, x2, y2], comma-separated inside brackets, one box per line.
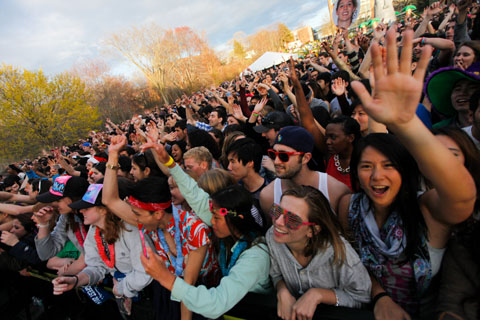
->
[333, 0, 358, 29]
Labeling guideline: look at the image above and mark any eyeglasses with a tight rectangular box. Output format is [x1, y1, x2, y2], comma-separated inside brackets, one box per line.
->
[209, 199, 238, 217]
[269, 204, 316, 230]
[267, 149, 304, 163]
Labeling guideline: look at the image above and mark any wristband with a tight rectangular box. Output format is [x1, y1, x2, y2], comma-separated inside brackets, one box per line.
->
[106, 163, 120, 170]
[72, 275, 79, 288]
[372, 292, 389, 307]
[37, 223, 49, 228]
[163, 156, 175, 167]
[420, 37, 426, 46]
[251, 111, 259, 117]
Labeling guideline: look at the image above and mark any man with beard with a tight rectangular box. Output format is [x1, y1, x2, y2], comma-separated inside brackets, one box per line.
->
[259, 126, 350, 215]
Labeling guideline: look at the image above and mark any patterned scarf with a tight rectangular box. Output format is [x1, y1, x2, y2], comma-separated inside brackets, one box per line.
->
[348, 193, 432, 313]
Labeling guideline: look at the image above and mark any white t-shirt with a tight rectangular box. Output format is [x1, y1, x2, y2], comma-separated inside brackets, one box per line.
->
[463, 126, 480, 150]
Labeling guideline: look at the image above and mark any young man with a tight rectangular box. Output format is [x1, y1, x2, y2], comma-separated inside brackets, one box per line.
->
[259, 126, 350, 215]
[188, 107, 227, 132]
[253, 111, 292, 147]
[183, 147, 213, 178]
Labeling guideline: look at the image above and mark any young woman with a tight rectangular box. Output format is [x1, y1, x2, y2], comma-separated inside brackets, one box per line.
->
[103, 136, 217, 320]
[139, 141, 272, 319]
[453, 41, 480, 71]
[34, 176, 90, 275]
[351, 101, 369, 137]
[268, 186, 371, 320]
[338, 28, 476, 319]
[87, 162, 105, 185]
[325, 116, 361, 191]
[51, 182, 153, 319]
[130, 149, 164, 182]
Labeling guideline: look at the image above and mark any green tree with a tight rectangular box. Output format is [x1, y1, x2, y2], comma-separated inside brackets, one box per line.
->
[233, 40, 247, 60]
[0, 65, 101, 162]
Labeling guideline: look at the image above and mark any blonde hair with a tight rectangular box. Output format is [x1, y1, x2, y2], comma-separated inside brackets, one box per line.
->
[197, 168, 236, 196]
[184, 147, 213, 170]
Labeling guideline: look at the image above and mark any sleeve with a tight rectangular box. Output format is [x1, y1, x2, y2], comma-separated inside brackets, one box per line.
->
[9, 236, 43, 266]
[115, 224, 153, 298]
[35, 214, 69, 260]
[80, 227, 110, 286]
[171, 244, 270, 319]
[454, 21, 471, 47]
[333, 244, 371, 308]
[195, 122, 213, 132]
[239, 86, 251, 117]
[268, 89, 284, 112]
[187, 218, 210, 249]
[265, 229, 283, 288]
[169, 165, 212, 226]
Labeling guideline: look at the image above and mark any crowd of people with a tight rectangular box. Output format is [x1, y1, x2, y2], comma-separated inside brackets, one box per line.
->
[0, 1, 479, 320]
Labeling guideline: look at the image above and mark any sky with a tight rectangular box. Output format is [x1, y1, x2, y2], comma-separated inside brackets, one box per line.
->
[0, 0, 330, 77]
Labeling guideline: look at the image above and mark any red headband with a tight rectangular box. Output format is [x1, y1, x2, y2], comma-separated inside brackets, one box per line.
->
[128, 196, 171, 212]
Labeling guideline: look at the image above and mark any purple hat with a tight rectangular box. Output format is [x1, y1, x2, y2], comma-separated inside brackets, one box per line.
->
[424, 63, 480, 116]
[273, 126, 314, 153]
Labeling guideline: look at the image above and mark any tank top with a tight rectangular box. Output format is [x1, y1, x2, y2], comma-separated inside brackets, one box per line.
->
[273, 171, 329, 205]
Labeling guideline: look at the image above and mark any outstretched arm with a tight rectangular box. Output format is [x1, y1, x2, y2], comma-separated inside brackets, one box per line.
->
[351, 28, 476, 227]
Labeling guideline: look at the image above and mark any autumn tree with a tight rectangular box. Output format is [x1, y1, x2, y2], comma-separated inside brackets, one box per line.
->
[233, 40, 247, 60]
[106, 25, 221, 104]
[247, 23, 293, 58]
[0, 65, 101, 162]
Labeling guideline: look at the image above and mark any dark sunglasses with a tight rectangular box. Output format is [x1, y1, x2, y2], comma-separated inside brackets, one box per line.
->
[269, 204, 316, 230]
[267, 149, 304, 163]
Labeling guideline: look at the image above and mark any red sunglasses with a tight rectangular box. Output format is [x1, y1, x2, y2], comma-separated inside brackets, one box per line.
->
[267, 149, 304, 163]
[270, 204, 316, 230]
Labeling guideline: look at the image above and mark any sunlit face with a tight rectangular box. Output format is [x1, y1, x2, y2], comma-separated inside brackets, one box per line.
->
[325, 123, 352, 156]
[88, 168, 103, 184]
[273, 144, 304, 179]
[208, 111, 222, 128]
[351, 105, 368, 134]
[227, 153, 249, 181]
[357, 146, 402, 209]
[435, 135, 465, 165]
[210, 203, 232, 239]
[52, 197, 73, 215]
[454, 46, 476, 70]
[171, 144, 183, 163]
[337, 0, 355, 23]
[168, 176, 185, 206]
[10, 219, 27, 239]
[174, 127, 186, 141]
[451, 79, 478, 114]
[130, 162, 147, 182]
[262, 128, 278, 146]
[184, 157, 207, 177]
[80, 206, 105, 226]
[272, 195, 313, 246]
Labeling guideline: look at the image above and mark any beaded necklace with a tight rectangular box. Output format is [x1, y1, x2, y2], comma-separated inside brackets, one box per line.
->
[94, 228, 115, 269]
[334, 154, 350, 174]
[74, 221, 87, 248]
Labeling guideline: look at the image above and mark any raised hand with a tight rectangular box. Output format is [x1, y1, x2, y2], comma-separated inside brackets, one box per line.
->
[331, 78, 347, 96]
[108, 135, 127, 155]
[351, 27, 432, 130]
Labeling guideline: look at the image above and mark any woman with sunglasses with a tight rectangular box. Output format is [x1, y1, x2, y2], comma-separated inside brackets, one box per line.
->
[338, 29, 476, 319]
[267, 185, 370, 320]
[140, 141, 272, 319]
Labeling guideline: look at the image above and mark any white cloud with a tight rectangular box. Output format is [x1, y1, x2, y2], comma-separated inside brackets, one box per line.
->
[0, 0, 328, 75]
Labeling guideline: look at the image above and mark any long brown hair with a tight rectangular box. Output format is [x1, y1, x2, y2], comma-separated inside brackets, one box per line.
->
[98, 207, 127, 245]
[282, 186, 346, 265]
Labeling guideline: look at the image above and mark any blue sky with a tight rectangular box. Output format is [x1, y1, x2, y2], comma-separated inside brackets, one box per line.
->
[0, 0, 330, 76]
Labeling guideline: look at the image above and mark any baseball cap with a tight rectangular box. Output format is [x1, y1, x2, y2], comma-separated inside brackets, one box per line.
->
[253, 111, 292, 133]
[69, 178, 132, 210]
[36, 176, 89, 203]
[273, 126, 314, 153]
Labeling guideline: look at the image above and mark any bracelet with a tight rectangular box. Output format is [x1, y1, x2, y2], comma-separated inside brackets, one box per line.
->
[106, 163, 120, 170]
[71, 275, 79, 288]
[37, 223, 49, 228]
[163, 156, 174, 167]
[372, 292, 389, 307]
[421, 37, 426, 46]
[251, 111, 259, 117]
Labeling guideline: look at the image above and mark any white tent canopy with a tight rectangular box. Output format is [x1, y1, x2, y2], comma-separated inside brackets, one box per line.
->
[245, 52, 298, 73]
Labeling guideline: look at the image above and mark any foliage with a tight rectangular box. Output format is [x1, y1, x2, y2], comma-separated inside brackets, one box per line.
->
[107, 25, 223, 104]
[233, 40, 247, 60]
[247, 23, 293, 59]
[0, 65, 101, 162]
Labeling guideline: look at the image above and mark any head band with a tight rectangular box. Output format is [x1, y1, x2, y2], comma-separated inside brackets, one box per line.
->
[128, 196, 171, 212]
